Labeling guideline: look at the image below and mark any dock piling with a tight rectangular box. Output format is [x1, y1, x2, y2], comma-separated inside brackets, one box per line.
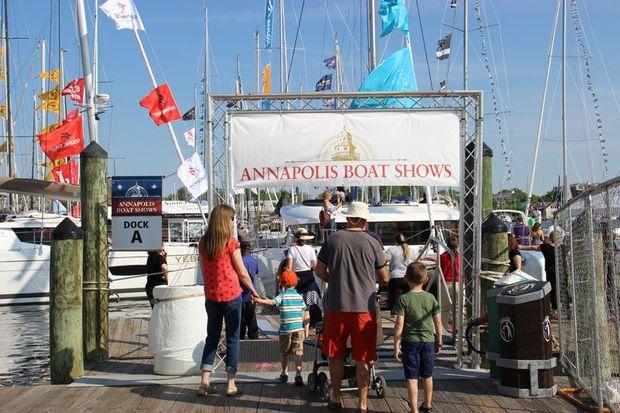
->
[81, 141, 109, 361]
[50, 218, 84, 384]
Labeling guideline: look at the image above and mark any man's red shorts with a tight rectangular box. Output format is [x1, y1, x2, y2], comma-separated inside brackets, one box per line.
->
[321, 312, 377, 362]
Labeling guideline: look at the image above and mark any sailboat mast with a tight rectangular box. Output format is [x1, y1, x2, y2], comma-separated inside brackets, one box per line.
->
[59, 49, 66, 118]
[2, 2, 13, 181]
[76, 0, 97, 143]
[335, 34, 343, 93]
[93, 0, 98, 96]
[279, 0, 287, 93]
[367, 0, 377, 70]
[254, 30, 260, 93]
[561, 0, 570, 202]
[463, 0, 468, 89]
[204, 6, 215, 213]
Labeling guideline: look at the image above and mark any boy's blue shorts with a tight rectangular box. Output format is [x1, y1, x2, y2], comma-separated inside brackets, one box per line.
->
[402, 341, 435, 379]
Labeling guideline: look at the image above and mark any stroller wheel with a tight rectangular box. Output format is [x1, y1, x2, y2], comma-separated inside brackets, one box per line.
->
[375, 376, 387, 398]
[318, 382, 330, 402]
[317, 371, 328, 385]
[307, 372, 316, 392]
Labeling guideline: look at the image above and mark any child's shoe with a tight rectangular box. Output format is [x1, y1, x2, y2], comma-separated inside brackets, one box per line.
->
[294, 375, 304, 387]
[279, 373, 288, 383]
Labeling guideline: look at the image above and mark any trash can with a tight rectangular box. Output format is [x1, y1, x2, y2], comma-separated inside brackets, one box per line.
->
[486, 270, 537, 380]
[149, 285, 207, 375]
[496, 280, 557, 397]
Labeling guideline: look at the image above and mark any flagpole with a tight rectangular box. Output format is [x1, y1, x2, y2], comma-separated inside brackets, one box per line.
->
[335, 34, 342, 93]
[76, 0, 98, 143]
[254, 30, 260, 93]
[131, 27, 207, 224]
[368, 0, 380, 205]
[279, 0, 288, 93]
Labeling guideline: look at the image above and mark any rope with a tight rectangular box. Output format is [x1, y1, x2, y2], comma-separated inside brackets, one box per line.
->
[413, 0, 433, 89]
[473, 2, 511, 187]
[285, 0, 306, 91]
[153, 292, 204, 304]
[480, 258, 510, 267]
[569, 0, 608, 179]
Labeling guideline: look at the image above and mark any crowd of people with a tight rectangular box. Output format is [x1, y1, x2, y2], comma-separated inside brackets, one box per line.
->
[143, 202, 561, 412]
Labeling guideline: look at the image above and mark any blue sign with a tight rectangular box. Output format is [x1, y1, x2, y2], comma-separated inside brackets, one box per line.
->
[265, 0, 273, 49]
[112, 176, 163, 199]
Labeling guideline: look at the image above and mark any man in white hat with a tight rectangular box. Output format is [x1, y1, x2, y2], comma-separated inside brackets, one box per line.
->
[315, 201, 389, 412]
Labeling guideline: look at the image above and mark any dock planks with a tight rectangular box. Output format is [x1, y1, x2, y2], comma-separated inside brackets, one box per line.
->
[0, 315, 582, 412]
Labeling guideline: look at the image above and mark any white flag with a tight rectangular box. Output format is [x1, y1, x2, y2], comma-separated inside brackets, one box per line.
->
[100, 0, 145, 31]
[177, 153, 208, 200]
[183, 127, 195, 147]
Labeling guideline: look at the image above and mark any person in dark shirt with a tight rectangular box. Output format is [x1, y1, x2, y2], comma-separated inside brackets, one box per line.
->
[508, 234, 522, 273]
[240, 241, 259, 339]
[538, 231, 559, 311]
[145, 248, 168, 308]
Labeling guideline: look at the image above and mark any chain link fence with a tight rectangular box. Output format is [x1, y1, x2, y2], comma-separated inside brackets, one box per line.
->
[555, 177, 620, 411]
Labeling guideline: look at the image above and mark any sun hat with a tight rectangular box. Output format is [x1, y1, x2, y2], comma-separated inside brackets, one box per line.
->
[342, 201, 370, 221]
[294, 227, 315, 240]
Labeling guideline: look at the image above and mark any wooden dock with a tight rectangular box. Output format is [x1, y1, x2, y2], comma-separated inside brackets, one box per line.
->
[0, 315, 582, 412]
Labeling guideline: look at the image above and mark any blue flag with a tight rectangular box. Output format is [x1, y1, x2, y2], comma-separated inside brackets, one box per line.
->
[350, 47, 417, 109]
[324, 55, 337, 69]
[379, 0, 409, 37]
[265, 0, 274, 48]
[315, 74, 333, 91]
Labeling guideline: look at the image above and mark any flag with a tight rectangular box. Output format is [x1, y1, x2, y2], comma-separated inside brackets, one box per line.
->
[37, 115, 84, 162]
[350, 47, 417, 109]
[324, 55, 337, 70]
[0, 104, 5, 118]
[379, 0, 409, 37]
[36, 85, 61, 114]
[265, 0, 274, 48]
[0, 45, 4, 60]
[262, 63, 272, 93]
[439, 80, 447, 90]
[0, 138, 13, 153]
[38, 68, 60, 83]
[0, 68, 5, 82]
[177, 152, 208, 200]
[183, 127, 195, 147]
[40, 122, 61, 134]
[323, 98, 336, 109]
[139, 83, 182, 126]
[61, 78, 85, 105]
[315, 74, 332, 91]
[450, 0, 458, 8]
[40, 158, 67, 169]
[100, 0, 145, 31]
[66, 108, 79, 121]
[51, 158, 79, 185]
[182, 107, 195, 121]
[436, 34, 452, 60]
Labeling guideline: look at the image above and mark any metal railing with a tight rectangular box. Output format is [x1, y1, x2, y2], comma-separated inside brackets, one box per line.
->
[555, 176, 620, 411]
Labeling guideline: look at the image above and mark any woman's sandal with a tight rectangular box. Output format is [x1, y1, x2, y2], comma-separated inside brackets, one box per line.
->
[225, 387, 243, 397]
[197, 385, 218, 396]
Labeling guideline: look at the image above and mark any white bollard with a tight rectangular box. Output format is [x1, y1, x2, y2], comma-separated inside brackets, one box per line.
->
[149, 285, 207, 375]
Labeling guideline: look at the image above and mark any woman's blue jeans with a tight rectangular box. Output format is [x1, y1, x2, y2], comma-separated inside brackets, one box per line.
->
[201, 296, 242, 375]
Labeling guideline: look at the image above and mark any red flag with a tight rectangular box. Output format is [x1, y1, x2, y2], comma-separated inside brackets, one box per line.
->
[61, 78, 85, 105]
[52, 158, 79, 185]
[66, 108, 79, 121]
[139, 83, 181, 126]
[37, 115, 84, 162]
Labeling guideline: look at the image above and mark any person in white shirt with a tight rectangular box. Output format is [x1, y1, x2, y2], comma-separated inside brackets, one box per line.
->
[286, 227, 322, 326]
[387, 233, 414, 314]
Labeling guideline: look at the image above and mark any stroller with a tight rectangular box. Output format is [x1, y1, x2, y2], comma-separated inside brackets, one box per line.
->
[306, 311, 387, 401]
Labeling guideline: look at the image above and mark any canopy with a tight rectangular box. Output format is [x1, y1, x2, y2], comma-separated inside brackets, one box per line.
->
[0, 176, 80, 201]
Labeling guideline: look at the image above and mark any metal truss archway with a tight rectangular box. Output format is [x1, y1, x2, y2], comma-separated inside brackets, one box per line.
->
[206, 91, 484, 368]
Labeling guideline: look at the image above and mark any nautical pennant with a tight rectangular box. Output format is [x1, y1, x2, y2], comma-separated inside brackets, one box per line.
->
[139, 83, 182, 126]
[0, 68, 5, 82]
[262, 63, 272, 93]
[324, 55, 337, 70]
[38, 68, 60, 83]
[182, 107, 196, 121]
[61, 78, 85, 105]
[0, 138, 13, 153]
[315, 74, 332, 92]
[183, 127, 196, 147]
[37, 115, 84, 162]
[264, 0, 274, 49]
[0, 104, 5, 118]
[100, 0, 145, 31]
[379, 0, 409, 37]
[36, 85, 61, 114]
[450, 0, 458, 8]
[436, 34, 452, 60]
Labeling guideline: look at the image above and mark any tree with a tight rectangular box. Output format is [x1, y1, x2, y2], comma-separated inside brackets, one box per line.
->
[165, 186, 189, 201]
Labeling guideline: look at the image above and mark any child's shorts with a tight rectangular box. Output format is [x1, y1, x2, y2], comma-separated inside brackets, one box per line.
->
[280, 331, 304, 356]
[402, 341, 435, 379]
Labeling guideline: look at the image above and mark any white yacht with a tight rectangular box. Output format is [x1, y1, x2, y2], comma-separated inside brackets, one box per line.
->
[0, 201, 205, 306]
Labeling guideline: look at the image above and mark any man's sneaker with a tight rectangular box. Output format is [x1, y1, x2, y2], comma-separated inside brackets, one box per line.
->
[419, 405, 433, 413]
[294, 375, 304, 387]
[279, 374, 288, 383]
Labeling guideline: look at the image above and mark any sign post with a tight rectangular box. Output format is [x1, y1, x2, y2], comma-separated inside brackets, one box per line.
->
[111, 176, 163, 251]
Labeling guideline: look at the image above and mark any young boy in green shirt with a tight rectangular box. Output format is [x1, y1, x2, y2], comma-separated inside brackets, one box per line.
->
[393, 262, 443, 413]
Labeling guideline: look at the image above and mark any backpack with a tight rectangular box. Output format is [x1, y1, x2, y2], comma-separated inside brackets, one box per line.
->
[319, 209, 331, 228]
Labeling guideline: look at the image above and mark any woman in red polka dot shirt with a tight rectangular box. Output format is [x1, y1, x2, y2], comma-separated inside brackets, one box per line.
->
[198, 204, 259, 397]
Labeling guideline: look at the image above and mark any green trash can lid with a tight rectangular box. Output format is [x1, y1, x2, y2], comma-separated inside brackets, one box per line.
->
[497, 280, 551, 305]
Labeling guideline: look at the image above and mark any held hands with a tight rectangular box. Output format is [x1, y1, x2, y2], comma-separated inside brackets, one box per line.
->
[435, 341, 442, 355]
[394, 346, 402, 362]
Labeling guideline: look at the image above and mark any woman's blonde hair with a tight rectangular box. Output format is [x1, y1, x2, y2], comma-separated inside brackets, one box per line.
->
[201, 204, 235, 260]
[322, 190, 332, 201]
[394, 233, 410, 260]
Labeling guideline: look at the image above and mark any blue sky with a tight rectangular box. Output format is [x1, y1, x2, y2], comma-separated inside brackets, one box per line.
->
[5, 0, 620, 196]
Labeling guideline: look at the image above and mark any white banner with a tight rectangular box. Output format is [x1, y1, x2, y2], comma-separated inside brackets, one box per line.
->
[183, 127, 195, 147]
[231, 111, 460, 188]
[177, 152, 208, 200]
